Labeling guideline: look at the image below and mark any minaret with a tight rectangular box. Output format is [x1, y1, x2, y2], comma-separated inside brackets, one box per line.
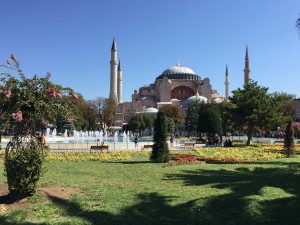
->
[109, 38, 118, 103]
[117, 59, 122, 104]
[225, 65, 229, 100]
[244, 46, 250, 86]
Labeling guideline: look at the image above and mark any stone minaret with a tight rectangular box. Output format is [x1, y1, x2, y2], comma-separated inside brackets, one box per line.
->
[225, 65, 229, 100]
[117, 59, 122, 104]
[109, 38, 118, 103]
[244, 46, 250, 86]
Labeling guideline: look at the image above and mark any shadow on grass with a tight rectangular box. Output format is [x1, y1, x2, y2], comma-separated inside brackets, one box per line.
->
[1, 163, 300, 224]
[164, 163, 300, 225]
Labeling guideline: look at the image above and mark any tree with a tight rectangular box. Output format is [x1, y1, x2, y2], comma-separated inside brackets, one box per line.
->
[150, 111, 170, 163]
[128, 114, 145, 134]
[0, 54, 78, 199]
[272, 92, 296, 120]
[166, 116, 175, 133]
[185, 100, 206, 133]
[217, 101, 235, 136]
[159, 105, 184, 124]
[284, 119, 295, 157]
[197, 107, 222, 137]
[102, 98, 116, 127]
[128, 114, 154, 135]
[230, 81, 284, 145]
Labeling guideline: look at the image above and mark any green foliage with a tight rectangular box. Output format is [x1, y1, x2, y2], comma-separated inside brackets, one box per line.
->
[230, 81, 285, 145]
[4, 139, 45, 200]
[129, 114, 154, 134]
[150, 111, 170, 163]
[197, 107, 222, 136]
[284, 120, 295, 157]
[185, 100, 206, 132]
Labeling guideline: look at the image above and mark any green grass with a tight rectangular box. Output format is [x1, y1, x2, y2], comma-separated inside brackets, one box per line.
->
[1, 155, 300, 224]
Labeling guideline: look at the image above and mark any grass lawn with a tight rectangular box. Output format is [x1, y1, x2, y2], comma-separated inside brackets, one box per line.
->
[1, 153, 300, 225]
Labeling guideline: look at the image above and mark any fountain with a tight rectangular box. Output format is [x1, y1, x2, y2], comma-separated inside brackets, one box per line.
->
[104, 131, 108, 142]
[114, 131, 118, 143]
[123, 131, 126, 142]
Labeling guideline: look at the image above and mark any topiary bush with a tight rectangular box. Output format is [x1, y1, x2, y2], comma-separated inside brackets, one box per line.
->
[150, 111, 170, 163]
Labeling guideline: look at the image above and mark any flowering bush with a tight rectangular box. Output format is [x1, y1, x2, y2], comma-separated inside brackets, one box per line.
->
[1, 54, 79, 137]
[0, 54, 79, 199]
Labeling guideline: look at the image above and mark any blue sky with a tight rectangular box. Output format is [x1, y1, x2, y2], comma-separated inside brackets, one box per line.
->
[1, 0, 300, 102]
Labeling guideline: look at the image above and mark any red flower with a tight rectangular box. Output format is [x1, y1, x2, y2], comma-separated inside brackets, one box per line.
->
[7, 60, 11, 65]
[46, 87, 56, 97]
[46, 72, 51, 78]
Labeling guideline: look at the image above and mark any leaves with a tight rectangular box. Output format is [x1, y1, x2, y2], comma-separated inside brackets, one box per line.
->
[0, 55, 79, 136]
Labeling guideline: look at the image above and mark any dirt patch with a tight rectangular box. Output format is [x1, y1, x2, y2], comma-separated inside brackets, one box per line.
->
[0, 182, 85, 214]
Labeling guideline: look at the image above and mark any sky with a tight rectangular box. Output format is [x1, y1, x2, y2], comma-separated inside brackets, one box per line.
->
[1, 0, 300, 102]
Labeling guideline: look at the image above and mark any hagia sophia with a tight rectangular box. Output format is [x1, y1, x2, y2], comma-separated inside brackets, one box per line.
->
[107, 38, 251, 129]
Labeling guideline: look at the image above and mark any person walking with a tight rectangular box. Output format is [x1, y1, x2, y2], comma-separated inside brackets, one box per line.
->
[134, 136, 139, 150]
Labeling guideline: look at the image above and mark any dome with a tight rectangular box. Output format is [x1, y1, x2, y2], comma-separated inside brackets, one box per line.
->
[156, 63, 200, 80]
[143, 107, 158, 114]
[184, 92, 208, 108]
[162, 63, 196, 75]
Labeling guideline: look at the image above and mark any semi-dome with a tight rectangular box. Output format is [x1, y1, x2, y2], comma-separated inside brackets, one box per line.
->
[156, 63, 200, 80]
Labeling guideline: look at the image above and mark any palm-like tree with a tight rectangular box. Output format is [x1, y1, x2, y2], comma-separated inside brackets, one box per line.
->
[297, 16, 300, 31]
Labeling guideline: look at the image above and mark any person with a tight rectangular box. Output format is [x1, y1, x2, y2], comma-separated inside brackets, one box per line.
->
[214, 133, 219, 146]
[170, 133, 175, 146]
[97, 139, 100, 146]
[41, 132, 46, 145]
[134, 136, 138, 149]
[37, 132, 42, 143]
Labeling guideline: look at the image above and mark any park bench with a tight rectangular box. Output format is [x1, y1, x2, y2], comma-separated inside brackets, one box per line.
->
[184, 142, 195, 147]
[142, 144, 153, 150]
[194, 143, 206, 148]
[90, 145, 109, 152]
[273, 140, 284, 144]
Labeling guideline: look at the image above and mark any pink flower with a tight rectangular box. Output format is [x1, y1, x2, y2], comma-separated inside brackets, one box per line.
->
[7, 60, 11, 65]
[10, 54, 16, 61]
[71, 93, 78, 99]
[56, 92, 62, 99]
[12, 111, 23, 122]
[46, 72, 51, 78]
[46, 87, 56, 97]
[4, 90, 11, 98]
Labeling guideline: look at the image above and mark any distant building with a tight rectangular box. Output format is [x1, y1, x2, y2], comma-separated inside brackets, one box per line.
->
[107, 38, 250, 129]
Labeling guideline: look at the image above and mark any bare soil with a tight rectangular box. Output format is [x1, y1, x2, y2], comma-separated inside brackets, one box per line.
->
[0, 182, 85, 214]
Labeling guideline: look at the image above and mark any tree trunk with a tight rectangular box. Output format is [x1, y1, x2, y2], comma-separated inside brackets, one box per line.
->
[246, 129, 252, 146]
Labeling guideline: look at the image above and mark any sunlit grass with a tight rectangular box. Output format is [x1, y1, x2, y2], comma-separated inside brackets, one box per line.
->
[0, 150, 300, 224]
